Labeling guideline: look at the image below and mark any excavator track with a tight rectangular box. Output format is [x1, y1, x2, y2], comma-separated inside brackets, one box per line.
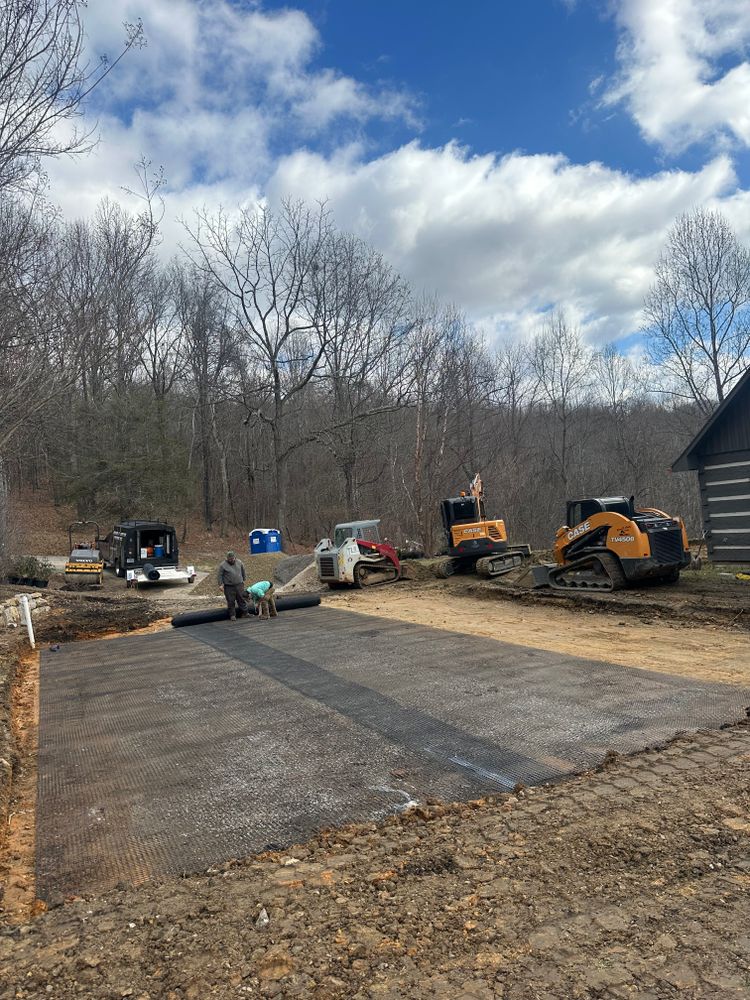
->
[435, 558, 457, 579]
[436, 546, 531, 580]
[353, 560, 400, 588]
[546, 550, 627, 592]
[476, 549, 529, 578]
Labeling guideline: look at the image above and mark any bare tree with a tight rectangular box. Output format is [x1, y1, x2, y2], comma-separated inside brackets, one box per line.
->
[531, 311, 592, 495]
[174, 264, 239, 532]
[0, 0, 145, 191]
[644, 208, 750, 414]
[401, 298, 464, 551]
[0, 192, 60, 451]
[44, 181, 162, 514]
[311, 231, 412, 518]
[184, 200, 332, 540]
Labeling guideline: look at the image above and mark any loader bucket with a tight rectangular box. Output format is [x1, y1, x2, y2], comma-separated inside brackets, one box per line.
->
[531, 564, 553, 588]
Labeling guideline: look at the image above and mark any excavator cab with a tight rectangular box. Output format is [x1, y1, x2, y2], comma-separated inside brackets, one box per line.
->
[440, 495, 482, 533]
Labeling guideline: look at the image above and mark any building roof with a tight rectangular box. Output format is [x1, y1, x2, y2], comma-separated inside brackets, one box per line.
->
[672, 366, 750, 472]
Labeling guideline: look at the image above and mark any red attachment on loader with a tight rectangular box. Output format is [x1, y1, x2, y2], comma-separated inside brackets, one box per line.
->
[357, 539, 401, 574]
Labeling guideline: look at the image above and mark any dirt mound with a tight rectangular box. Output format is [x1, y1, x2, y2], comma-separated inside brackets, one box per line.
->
[274, 554, 314, 585]
[32, 593, 164, 642]
[474, 565, 750, 631]
[489, 564, 535, 586]
[277, 561, 324, 595]
[400, 558, 441, 581]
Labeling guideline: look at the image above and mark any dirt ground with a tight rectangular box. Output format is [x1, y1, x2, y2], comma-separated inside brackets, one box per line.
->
[1, 570, 750, 998]
[2, 725, 749, 999]
[400, 559, 750, 632]
[326, 579, 750, 686]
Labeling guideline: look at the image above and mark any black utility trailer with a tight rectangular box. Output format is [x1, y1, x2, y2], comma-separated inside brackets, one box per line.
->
[100, 520, 195, 585]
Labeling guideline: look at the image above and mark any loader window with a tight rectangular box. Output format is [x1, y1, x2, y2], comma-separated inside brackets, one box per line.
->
[602, 498, 632, 518]
[567, 500, 601, 527]
[334, 527, 350, 547]
[334, 524, 380, 546]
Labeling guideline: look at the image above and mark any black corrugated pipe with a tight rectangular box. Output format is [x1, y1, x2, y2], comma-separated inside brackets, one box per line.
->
[142, 562, 161, 581]
[171, 593, 321, 628]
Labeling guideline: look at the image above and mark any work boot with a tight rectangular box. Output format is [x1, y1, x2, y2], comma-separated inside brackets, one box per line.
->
[229, 615, 236, 621]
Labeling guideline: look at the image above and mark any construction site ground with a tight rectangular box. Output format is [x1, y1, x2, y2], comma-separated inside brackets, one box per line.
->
[1, 559, 750, 999]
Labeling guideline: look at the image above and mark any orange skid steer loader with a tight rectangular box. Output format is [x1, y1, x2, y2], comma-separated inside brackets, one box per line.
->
[533, 496, 692, 592]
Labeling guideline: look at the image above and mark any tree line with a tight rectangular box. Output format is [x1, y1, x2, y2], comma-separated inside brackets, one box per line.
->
[2, 1, 750, 562]
[0, 192, 732, 553]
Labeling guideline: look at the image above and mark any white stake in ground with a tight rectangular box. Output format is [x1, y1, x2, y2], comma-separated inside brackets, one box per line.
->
[19, 594, 35, 649]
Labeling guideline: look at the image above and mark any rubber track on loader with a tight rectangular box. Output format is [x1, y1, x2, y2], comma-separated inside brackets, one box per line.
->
[354, 560, 400, 587]
[547, 550, 627, 591]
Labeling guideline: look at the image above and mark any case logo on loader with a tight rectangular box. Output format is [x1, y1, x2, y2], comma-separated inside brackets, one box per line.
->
[567, 520, 590, 541]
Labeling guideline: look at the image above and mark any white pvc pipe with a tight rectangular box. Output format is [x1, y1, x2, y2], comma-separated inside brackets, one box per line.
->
[19, 595, 35, 649]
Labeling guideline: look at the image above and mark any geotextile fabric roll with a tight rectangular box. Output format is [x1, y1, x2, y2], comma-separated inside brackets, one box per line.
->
[171, 593, 321, 628]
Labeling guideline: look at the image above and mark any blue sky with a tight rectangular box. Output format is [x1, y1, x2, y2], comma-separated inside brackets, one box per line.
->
[45, 0, 750, 347]
[265, 2, 626, 165]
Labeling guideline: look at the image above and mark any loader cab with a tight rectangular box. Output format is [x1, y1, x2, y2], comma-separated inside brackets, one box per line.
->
[440, 495, 481, 532]
[566, 496, 635, 527]
[333, 520, 382, 548]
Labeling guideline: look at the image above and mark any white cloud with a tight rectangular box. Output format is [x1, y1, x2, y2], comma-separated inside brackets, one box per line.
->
[62, 0, 419, 188]
[39, 1, 750, 348]
[605, 0, 750, 152]
[268, 142, 750, 343]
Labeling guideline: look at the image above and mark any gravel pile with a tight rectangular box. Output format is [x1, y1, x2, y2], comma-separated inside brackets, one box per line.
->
[273, 555, 315, 585]
[276, 561, 324, 595]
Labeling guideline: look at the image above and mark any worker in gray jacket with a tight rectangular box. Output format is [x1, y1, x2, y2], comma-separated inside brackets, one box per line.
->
[217, 551, 249, 620]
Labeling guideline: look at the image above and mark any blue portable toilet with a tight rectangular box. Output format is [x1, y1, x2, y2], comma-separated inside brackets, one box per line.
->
[249, 528, 282, 554]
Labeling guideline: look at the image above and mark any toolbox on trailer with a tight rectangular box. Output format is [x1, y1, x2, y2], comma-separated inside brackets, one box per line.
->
[100, 520, 195, 586]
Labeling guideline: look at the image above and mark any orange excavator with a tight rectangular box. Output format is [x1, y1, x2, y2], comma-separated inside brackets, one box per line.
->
[435, 474, 530, 579]
[533, 496, 691, 591]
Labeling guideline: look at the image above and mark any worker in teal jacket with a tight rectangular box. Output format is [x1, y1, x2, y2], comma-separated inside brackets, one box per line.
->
[246, 579, 277, 620]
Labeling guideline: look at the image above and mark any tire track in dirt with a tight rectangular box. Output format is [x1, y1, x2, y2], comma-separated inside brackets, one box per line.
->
[326, 583, 750, 687]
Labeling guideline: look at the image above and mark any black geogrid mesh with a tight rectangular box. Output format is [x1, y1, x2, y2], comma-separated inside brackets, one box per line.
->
[37, 607, 750, 900]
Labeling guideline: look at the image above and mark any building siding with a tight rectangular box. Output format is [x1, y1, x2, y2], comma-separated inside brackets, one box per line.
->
[698, 399, 750, 457]
[698, 450, 750, 562]
[673, 371, 750, 563]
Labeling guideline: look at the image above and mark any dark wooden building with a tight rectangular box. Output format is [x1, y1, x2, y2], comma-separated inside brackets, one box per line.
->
[673, 368, 750, 563]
